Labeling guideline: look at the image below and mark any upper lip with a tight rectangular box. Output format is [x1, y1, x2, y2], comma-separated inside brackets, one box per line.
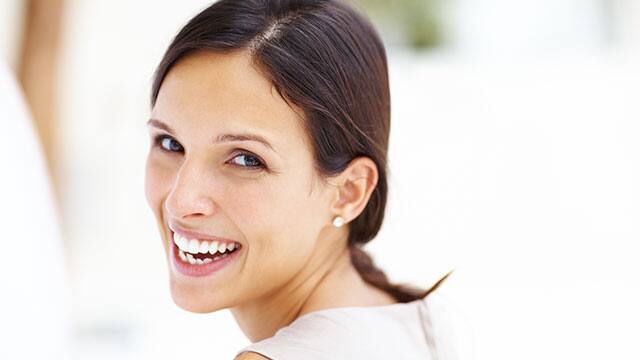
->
[168, 222, 240, 244]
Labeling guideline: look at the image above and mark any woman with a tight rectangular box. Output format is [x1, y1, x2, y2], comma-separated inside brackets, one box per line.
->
[144, 0, 453, 358]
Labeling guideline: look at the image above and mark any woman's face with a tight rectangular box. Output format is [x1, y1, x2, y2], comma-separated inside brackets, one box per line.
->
[145, 50, 337, 312]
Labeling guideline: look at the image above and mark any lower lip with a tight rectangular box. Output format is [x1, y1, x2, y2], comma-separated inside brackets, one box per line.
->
[169, 232, 242, 277]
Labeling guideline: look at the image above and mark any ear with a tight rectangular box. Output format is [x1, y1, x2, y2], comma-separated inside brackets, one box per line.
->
[329, 156, 379, 224]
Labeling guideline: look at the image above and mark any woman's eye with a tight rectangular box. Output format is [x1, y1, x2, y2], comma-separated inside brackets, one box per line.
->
[152, 135, 265, 171]
[154, 134, 183, 153]
[229, 152, 266, 170]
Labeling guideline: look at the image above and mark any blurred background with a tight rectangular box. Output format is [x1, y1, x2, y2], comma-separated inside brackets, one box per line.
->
[1, 0, 639, 359]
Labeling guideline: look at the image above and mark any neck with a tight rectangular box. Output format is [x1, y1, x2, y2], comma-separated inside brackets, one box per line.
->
[229, 232, 397, 342]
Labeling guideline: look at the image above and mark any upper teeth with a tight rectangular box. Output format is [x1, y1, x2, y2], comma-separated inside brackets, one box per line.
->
[173, 232, 238, 255]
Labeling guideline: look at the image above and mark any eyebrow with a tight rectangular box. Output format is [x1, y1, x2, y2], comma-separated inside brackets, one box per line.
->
[146, 118, 276, 152]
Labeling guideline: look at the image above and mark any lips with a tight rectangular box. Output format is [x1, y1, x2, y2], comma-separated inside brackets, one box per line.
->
[169, 229, 242, 277]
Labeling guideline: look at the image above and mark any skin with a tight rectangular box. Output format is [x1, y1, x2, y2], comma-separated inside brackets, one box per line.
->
[144, 49, 397, 359]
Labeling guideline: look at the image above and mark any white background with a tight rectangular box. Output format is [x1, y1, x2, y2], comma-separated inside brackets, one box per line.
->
[1, 0, 639, 359]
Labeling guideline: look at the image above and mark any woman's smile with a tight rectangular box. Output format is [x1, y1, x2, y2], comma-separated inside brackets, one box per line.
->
[142, 0, 414, 345]
[168, 224, 244, 277]
[144, 48, 331, 314]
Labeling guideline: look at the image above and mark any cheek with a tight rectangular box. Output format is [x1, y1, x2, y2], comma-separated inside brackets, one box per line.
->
[227, 174, 318, 244]
[228, 171, 325, 288]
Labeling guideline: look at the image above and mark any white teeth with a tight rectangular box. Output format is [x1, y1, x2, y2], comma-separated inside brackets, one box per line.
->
[188, 239, 199, 254]
[179, 238, 188, 252]
[173, 232, 188, 252]
[178, 248, 233, 265]
[173, 230, 240, 266]
[208, 241, 219, 255]
[199, 241, 210, 254]
[173, 232, 239, 255]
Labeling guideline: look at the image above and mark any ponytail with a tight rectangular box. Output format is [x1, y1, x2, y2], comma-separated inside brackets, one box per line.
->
[349, 245, 453, 303]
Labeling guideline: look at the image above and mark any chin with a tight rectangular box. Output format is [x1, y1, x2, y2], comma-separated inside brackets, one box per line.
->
[169, 280, 226, 313]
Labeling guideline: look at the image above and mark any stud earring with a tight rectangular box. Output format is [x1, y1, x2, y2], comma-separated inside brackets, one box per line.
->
[332, 215, 345, 227]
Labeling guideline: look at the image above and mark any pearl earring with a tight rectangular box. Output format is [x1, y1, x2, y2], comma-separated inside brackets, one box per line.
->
[332, 216, 345, 227]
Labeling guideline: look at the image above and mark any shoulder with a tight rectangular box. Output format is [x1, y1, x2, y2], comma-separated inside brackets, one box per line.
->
[235, 350, 271, 360]
[234, 310, 372, 360]
[421, 289, 476, 360]
[235, 300, 433, 360]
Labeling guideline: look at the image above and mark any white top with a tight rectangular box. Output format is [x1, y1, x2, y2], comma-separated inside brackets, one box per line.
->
[235, 290, 470, 360]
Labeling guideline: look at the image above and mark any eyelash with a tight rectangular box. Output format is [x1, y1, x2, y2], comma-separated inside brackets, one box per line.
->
[152, 134, 267, 170]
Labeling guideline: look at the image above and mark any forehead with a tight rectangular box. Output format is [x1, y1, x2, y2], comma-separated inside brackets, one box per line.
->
[152, 49, 309, 152]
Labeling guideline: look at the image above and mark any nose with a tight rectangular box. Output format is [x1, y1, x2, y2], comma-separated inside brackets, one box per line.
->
[164, 158, 216, 220]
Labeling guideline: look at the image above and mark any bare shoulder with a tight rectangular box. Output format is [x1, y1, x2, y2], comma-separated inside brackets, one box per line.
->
[234, 350, 271, 360]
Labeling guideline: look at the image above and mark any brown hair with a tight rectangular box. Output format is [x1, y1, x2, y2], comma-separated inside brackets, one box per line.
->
[151, 0, 451, 302]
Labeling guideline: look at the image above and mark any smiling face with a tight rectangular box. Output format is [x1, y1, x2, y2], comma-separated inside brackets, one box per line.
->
[144, 49, 340, 312]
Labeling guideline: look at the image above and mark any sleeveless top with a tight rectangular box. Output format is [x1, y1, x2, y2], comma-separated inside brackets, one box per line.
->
[235, 291, 468, 360]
